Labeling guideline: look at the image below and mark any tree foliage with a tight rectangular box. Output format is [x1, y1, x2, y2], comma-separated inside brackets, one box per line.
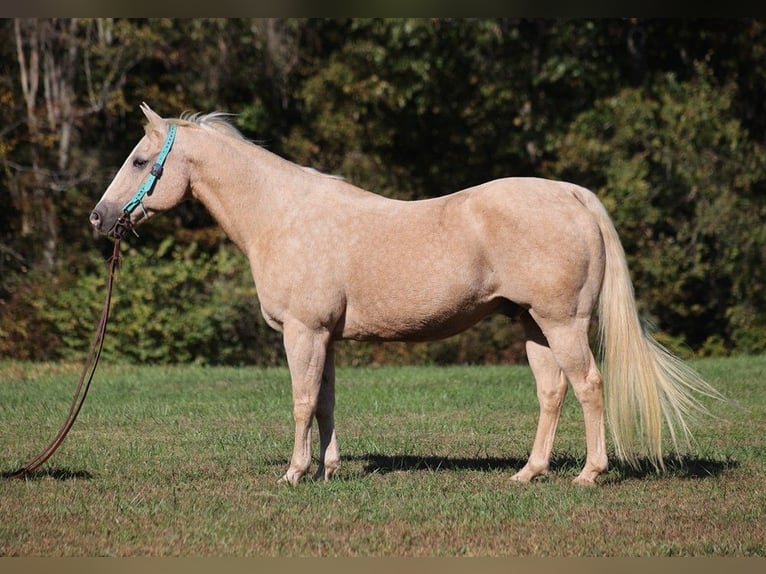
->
[1, 18, 765, 364]
[551, 63, 766, 354]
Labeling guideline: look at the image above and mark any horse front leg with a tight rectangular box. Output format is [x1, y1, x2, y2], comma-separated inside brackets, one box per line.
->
[278, 321, 331, 485]
[313, 343, 340, 481]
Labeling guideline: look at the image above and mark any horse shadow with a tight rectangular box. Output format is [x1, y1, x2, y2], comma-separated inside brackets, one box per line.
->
[607, 455, 738, 481]
[4, 455, 737, 484]
[347, 452, 737, 483]
[1, 467, 93, 481]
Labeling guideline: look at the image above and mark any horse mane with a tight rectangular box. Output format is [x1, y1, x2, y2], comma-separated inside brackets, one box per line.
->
[171, 111, 247, 141]
[169, 110, 343, 180]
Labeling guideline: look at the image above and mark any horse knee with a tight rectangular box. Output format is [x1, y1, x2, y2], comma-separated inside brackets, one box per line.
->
[537, 384, 567, 413]
[293, 400, 316, 424]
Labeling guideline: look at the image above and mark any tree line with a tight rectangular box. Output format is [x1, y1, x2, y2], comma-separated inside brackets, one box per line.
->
[1, 18, 765, 365]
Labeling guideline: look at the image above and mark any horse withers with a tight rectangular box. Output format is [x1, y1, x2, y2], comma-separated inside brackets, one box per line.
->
[90, 103, 722, 486]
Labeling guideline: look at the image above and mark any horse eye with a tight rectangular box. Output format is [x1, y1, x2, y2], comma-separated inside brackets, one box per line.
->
[133, 158, 148, 168]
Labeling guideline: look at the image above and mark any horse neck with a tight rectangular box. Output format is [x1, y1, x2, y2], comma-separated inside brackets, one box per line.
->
[186, 127, 301, 254]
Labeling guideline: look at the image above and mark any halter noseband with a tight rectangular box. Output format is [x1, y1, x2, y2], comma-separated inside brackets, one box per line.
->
[122, 123, 177, 216]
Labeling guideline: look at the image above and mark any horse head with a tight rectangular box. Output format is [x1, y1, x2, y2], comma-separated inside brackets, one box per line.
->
[90, 103, 191, 238]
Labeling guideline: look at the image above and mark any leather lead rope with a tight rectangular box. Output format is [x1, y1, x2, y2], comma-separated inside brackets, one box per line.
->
[8, 238, 122, 479]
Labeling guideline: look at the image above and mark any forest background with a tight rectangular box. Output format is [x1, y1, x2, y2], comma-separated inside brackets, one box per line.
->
[1, 18, 765, 366]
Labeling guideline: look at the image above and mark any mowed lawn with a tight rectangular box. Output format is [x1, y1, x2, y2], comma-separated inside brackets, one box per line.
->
[0, 355, 763, 556]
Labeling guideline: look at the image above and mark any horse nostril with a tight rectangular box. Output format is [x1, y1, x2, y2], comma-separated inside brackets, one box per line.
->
[89, 210, 102, 230]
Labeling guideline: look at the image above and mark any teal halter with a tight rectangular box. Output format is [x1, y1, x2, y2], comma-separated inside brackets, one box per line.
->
[122, 123, 177, 216]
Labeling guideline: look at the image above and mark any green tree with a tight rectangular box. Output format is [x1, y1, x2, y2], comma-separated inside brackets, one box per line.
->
[4, 19, 164, 270]
[550, 63, 766, 354]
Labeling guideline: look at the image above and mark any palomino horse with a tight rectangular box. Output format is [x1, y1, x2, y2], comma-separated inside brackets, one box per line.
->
[90, 103, 720, 486]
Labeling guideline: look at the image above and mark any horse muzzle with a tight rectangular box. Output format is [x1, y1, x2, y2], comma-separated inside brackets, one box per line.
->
[89, 208, 106, 232]
[89, 207, 132, 239]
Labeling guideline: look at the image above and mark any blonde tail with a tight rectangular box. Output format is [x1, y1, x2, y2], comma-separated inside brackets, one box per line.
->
[573, 186, 723, 469]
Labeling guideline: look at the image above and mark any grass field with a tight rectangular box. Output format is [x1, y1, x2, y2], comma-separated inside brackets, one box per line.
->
[0, 355, 764, 556]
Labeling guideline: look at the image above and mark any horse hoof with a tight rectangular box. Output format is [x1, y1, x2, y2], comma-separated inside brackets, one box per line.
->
[572, 475, 597, 487]
[509, 472, 532, 484]
[312, 465, 339, 481]
[277, 470, 303, 486]
[511, 464, 549, 483]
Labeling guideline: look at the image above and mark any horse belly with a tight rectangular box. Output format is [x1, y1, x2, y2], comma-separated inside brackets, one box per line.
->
[339, 265, 503, 342]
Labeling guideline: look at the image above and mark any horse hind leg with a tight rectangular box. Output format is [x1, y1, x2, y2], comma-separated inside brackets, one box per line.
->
[532, 313, 608, 486]
[511, 312, 569, 483]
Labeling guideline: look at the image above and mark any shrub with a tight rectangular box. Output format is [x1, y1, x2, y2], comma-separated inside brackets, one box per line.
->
[5, 239, 283, 365]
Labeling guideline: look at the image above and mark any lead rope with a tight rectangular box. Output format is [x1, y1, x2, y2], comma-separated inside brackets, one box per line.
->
[9, 237, 122, 479]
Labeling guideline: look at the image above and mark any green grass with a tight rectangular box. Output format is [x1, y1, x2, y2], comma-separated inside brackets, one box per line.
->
[0, 356, 764, 556]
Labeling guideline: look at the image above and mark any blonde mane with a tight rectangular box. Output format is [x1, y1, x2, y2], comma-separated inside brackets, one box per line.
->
[172, 111, 247, 141]
[173, 110, 342, 179]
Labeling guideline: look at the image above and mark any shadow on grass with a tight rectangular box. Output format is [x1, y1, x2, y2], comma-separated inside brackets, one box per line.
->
[607, 455, 739, 481]
[1, 467, 93, 481]
[351, 452, 737, 482]
[356, 453, 528, 475]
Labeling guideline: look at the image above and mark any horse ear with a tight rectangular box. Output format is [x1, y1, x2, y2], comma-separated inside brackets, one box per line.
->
[140, 102, 167, 142]
[140, 102, 165, 130]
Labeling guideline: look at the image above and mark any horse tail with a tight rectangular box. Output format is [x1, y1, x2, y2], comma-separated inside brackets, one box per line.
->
[572, 185, 723, 469]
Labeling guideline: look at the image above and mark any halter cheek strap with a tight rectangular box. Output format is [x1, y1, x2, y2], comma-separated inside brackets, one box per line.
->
[122, 123, 177, 215]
